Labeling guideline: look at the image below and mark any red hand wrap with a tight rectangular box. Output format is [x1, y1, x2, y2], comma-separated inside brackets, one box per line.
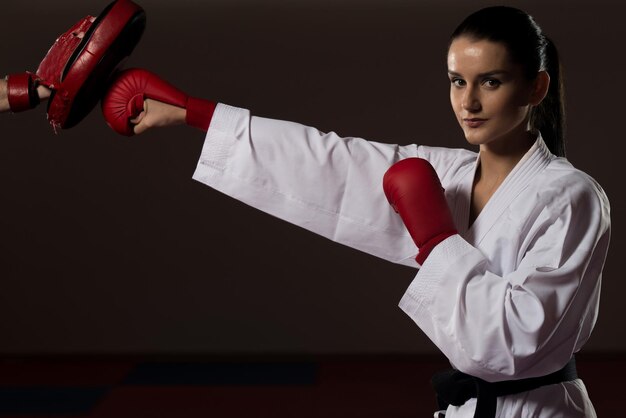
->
[186, 96, 216, 132]
[383, 158, 458, 265]
[6, 73, 40, 112]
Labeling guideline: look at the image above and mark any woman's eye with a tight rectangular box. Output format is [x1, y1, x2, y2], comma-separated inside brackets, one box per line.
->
[483, 79, 501, 88]
[450, 78, 465, 87]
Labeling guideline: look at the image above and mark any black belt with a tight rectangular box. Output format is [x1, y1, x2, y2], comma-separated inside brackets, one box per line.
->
[431, 357, 578, 418]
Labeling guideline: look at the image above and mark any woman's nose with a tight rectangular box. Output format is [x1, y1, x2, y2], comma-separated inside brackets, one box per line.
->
[462, 87, 481, 112]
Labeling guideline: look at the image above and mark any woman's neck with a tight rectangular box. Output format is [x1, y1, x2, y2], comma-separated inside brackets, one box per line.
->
[477, 130, 537, 181]
[468, 129, 537, 227]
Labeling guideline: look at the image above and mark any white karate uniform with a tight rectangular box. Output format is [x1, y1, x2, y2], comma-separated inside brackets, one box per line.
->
[192, 104, 611, 418]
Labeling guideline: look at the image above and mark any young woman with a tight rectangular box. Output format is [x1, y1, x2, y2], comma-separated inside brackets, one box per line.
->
[2, 5, 610, 418]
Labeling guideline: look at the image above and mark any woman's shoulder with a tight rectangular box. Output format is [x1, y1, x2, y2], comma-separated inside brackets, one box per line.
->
[415, 144, 477, 163]
[417, 145, 478, 172]
[539, 157, 610, 211]
[413, 144, 477, 183]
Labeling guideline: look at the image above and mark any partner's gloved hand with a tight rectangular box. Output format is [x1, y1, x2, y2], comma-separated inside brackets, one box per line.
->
[5, 0, 146, 131]
[102, 68, 216, 136]
[5, 16, 95, 113]
[383, 158, 458, 265]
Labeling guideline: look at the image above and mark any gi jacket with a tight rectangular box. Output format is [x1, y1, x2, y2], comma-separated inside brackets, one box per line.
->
[192, 104, 611, 418]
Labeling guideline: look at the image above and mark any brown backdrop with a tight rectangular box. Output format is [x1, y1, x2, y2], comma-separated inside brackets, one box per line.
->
[1, 0, 622, 355]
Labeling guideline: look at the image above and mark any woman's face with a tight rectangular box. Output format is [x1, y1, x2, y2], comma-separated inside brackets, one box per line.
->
[447, 36, 536, 149]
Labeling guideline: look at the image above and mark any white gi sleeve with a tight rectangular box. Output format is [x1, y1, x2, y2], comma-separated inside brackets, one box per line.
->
[398, 172, 611, 382]
[193, 104, 417, 266]
[192, 104, 473, 267]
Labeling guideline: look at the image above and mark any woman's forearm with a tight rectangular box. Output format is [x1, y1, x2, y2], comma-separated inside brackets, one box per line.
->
[0, 77, 51, 113]
[0, 78, 9, 113]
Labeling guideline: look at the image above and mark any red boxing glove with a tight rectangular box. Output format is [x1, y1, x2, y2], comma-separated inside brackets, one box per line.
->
[383, 158, 458, 265]
[102, 68, 216, 136]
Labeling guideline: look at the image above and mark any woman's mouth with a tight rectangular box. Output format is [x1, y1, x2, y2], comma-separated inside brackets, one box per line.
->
[463, 118, 487, 128]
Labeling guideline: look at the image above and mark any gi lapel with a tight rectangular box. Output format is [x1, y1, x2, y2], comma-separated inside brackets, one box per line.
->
[451, 155, 478, 237]
[461, 133, 554, 247]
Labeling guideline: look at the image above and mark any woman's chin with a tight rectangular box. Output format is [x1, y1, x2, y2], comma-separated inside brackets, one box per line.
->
[463, 131, 486, 147]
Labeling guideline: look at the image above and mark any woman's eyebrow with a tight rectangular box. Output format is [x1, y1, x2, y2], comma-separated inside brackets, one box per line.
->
[447, 70, 510, 77]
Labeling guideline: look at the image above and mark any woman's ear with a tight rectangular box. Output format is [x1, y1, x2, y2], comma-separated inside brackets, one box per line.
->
[530, 70, 550, 105]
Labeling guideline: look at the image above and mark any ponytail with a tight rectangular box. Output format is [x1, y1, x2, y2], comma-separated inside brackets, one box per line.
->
[529, 37, 566, 157]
